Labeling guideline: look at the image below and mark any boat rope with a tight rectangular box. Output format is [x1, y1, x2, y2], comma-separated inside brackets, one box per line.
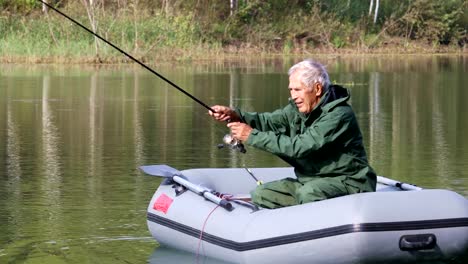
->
[213, 192, 259, 211]
[197, 204, 220, 262]
[215, 192, 234, 200]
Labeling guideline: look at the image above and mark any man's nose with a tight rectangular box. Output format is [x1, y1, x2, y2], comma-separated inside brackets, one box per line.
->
[290, 91, 297, 99]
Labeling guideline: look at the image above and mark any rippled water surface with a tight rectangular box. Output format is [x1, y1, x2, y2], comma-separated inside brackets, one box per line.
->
[1, 56, 467, 263]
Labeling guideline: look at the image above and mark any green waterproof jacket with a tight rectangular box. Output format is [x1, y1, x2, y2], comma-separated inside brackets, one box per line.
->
[236, 85, 376, 192]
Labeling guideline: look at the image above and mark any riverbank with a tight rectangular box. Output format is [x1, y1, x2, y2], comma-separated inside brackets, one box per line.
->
[2, 43, 466, 64]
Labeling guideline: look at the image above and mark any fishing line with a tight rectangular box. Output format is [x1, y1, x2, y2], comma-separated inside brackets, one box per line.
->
[36, 0, 215, 113]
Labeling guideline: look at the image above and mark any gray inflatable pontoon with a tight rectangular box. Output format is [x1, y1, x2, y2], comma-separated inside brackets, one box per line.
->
[141, 165, 468, 264]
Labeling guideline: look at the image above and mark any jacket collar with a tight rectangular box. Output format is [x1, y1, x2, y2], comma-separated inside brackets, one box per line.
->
[289, 85, 350, 120]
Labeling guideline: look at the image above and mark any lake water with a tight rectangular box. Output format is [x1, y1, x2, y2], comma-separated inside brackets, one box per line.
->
[0, 55, 467, 263]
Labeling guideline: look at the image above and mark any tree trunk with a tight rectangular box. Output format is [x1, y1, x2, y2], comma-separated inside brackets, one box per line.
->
[42, 0, 49, 13]
[82, 0, 100, 56]
[368, 0, 374, 16]
[133, 0, 139, 53]
[373, 0, 379, 24]
[163, 0, 174, 16]
[230, 0, 238, 16]
[43, 0, 58, 46]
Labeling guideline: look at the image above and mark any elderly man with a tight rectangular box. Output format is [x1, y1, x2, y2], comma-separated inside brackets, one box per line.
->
[209, 59, 376, 209]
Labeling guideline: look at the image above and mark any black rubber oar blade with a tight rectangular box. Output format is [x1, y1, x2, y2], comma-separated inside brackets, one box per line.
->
[140, 165, 181, 177]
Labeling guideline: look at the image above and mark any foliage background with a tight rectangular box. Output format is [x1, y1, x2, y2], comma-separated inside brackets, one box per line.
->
[0, 0, 466, 62]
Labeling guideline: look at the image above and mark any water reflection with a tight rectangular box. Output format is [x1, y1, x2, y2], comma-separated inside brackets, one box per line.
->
[309, 55, 468, 196]
[5, 93, 22, 245]
[41, 74, 62, 236]
[88, 71, 98, 184]
[368, 71, 386, 170]
[148, 246, 234, 264]
[6, 101, 21, 194]
[133, 68, 145, 170]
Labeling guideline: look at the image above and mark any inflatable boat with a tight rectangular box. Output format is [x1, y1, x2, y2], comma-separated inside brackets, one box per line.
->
[141, 165, 468, 264]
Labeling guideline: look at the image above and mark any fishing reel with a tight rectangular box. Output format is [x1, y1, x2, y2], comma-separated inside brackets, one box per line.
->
[217, 134, 247, 153]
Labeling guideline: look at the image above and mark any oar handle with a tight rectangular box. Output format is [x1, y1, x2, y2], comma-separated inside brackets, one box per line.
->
[140, 165, 234, 211]
[203, 191, 233, 211]
[173, 176, 233, 211]
[377, 176, 422, 191]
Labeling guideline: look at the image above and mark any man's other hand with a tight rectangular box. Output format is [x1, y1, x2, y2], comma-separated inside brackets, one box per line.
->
[227, 122, 252, 142]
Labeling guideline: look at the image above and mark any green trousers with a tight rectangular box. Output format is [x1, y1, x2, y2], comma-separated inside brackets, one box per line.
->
[251, 176, 359, 209]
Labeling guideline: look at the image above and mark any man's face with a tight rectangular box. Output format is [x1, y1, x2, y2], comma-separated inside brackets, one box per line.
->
[288, 71, 323, 114]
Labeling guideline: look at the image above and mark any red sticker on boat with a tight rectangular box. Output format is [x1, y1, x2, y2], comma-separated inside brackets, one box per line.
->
[153, 193, 173, 214]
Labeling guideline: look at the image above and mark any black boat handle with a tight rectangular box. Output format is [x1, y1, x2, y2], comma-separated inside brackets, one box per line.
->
[399, 234, 437, 251]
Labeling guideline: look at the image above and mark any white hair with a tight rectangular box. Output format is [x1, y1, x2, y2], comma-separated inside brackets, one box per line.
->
[288, 59, 330, 92]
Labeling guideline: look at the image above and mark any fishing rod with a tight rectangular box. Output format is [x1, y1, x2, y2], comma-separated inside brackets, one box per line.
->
[37, 0, 215, 113]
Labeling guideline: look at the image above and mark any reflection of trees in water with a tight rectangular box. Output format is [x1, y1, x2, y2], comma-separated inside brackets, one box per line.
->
[362, 60, 466, 190]
[430, 69, 463, 189]
[6, 101, 22, 192]
[41, 74, 62, 237]
[132, 68, 145, 167]
[5, 91, 22, 243]
[131, 68, 146, 201]
[368, 71, 386, 172]
[328, 55, 461, 75]
[88, 72, 98, 191]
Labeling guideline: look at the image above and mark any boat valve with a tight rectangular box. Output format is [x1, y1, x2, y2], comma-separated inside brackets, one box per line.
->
[172, 184, 187, 196]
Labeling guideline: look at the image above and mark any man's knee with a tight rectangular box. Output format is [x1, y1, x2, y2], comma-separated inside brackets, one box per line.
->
[295, 179, 348, 204]
[295, 186, 327, 204]
[250, 185, 266, 204]
[250, 182, 297, 209]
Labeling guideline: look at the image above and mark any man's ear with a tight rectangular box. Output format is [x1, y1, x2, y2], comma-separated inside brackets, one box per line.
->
[314, 83, 323, 97]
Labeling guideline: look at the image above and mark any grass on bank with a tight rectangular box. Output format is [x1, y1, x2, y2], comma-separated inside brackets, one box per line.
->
[0, 4, 466, 64]
[0, 8, 222, 63]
